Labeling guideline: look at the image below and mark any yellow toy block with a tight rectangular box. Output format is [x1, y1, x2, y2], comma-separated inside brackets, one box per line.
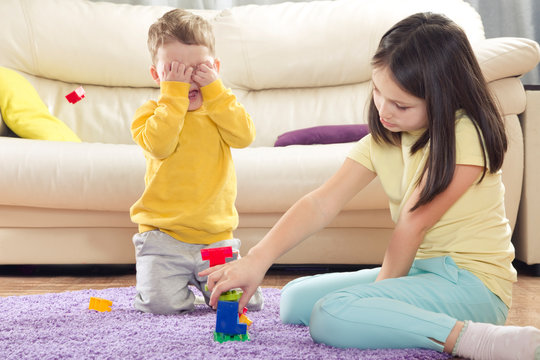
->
[89, 297, 113, 312]
[239, 313, 253, 329]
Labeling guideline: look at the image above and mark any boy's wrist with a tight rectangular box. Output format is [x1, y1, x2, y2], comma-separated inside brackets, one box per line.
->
[160, 81, 190, 97]
[200, 79, 225, 101]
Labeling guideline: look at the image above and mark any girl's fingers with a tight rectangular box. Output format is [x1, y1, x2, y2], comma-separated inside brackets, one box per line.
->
[209, 278, 239, 307]
[200, 264, 224, 285]
[237, 287, 256, 311]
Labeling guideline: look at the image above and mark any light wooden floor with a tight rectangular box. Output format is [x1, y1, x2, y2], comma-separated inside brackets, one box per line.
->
[0, 265, 538, 328]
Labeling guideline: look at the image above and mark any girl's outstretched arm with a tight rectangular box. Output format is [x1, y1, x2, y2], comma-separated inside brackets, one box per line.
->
[376, 164, 484, 281]
[200, 158, 376, 309]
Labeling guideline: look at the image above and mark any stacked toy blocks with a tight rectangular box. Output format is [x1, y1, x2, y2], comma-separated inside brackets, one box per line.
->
[201, 246, 252, 343]
[214, 291, 250, 343]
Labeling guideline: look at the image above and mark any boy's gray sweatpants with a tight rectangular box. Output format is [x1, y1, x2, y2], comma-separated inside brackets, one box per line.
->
[132, 230, 264, 314]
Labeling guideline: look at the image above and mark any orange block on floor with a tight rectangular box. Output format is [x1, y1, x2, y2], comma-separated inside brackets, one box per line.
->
[89, 297, 113, 312]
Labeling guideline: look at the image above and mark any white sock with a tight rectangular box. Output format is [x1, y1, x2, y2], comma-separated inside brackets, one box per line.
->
[453, 321, 540, 360]
[194, 295, 206, 305]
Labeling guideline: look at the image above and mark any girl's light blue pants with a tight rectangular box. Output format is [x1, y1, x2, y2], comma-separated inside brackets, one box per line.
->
[280, 256, 508, 351]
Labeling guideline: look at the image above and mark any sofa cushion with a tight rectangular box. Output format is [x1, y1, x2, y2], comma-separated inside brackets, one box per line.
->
[274, 124, 369, 147]
[214, 0, 485, 90]
[0, 138, 143, 211]
[233, 143, 389, 213]
[0, 139, 388, 213]
[0, 67, 81, 142]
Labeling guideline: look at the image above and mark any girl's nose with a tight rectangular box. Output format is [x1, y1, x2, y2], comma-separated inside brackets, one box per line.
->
[378, 100, 392, 119]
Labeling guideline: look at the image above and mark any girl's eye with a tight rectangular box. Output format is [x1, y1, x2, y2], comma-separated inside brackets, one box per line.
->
[396, 104, 408, 110]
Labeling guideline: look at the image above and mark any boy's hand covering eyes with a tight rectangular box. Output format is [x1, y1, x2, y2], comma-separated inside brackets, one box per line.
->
[192, 60, 219, 87]
[158, 61, 194, 83]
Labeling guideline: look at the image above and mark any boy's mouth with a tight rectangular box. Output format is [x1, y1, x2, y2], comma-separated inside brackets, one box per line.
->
[188, 89, 200, 101]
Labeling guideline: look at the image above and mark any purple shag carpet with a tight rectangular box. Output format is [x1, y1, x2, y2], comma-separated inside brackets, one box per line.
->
[0, 287, 451, 360]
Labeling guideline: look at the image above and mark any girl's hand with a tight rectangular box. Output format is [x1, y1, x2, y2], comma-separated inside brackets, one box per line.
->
[158, 61, 194, 83]
[192, 60, 219, 87]
[199, 254, 268, 311]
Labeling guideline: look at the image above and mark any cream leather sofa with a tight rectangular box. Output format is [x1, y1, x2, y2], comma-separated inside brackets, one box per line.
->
[0, 0, 539, 266]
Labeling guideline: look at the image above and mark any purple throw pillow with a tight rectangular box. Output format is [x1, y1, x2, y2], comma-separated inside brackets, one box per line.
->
[274, 124, 370, 147]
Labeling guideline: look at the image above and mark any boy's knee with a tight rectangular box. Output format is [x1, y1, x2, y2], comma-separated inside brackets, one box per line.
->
[245, 287, 264, 311]
[134, 289, 194, 314]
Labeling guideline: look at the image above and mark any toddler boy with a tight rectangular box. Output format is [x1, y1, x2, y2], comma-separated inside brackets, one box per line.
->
[130, 9, 263, 314]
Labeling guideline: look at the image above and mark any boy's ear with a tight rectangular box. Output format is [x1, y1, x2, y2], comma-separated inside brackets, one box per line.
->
[150, 65, 160, 85]
[214, 58, 221, 73]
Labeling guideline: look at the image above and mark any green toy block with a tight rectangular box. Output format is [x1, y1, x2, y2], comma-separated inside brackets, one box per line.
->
[203, 285, 243, 302]
[218, 289, 243, 302]
[213, 331, 250, 343]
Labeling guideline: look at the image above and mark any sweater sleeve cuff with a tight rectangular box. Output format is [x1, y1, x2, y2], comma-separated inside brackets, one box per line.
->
[160, 81, 190, 97]
[200, 79, 226, 101]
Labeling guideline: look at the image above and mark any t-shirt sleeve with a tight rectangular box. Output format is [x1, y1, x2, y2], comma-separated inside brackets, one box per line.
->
[347, 133, 375, 172]
[455, 114, 487, 169]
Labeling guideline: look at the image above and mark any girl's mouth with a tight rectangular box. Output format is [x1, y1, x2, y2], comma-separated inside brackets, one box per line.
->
[380, 117, 395, 128]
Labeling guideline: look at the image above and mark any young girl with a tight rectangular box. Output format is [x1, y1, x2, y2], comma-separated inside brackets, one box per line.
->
[200, 12, 540, 359]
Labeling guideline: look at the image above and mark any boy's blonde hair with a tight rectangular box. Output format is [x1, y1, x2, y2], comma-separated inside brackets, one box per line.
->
[147, 9, 215, 63]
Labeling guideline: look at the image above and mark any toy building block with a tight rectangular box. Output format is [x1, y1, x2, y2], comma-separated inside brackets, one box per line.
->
[65, 86, 86, 104]
[202, 246, 254, 343]
[239, 307, 253, 329]
[213, 332, 250, 343]
[203, 286, 243, 302]
[200, 246, 233, 267]
[211, 296, 254, 343]
[215, 300, 247, 335]
[218, 289, 243, 302]
[88, 297, 112, 312]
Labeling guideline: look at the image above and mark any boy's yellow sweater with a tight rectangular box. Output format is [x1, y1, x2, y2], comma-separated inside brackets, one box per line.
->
[130, 80, 255, 244]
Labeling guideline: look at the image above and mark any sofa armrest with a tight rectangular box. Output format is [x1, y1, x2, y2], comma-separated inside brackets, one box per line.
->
[514, 87, 540, 266]
[475, 37, 540, 82]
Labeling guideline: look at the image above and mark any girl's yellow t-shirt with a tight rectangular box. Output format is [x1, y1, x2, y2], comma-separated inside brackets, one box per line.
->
[348, 112, 517, 307]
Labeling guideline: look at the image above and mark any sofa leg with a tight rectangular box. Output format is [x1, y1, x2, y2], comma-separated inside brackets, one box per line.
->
[513, 260, 540, 277]
[529, 264, 540, 277]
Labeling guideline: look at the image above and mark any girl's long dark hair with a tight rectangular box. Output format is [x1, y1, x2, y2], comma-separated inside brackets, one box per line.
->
[368, 13, 507, 211]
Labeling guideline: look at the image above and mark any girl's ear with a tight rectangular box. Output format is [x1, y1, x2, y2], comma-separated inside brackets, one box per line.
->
[150, 65, 160, 85]
[213, 58, 221, 73]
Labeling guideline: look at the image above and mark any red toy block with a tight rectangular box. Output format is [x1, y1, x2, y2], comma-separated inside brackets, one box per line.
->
[65, 86, 86, 104]
[200, 246, 233, 267]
